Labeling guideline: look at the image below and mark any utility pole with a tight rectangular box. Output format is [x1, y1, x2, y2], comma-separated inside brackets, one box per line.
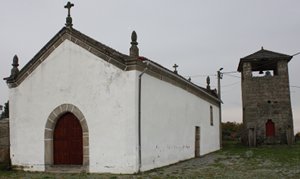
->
[217, 68, 223, 148]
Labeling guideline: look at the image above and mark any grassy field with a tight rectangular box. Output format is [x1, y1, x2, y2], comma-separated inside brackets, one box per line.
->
[208, 141, 300, 178]
[0, 141, 299, 178]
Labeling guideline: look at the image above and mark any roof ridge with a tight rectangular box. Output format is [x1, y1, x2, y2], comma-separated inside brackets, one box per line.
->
[69, 27, 129, 59]
[241, 48, 291, 60]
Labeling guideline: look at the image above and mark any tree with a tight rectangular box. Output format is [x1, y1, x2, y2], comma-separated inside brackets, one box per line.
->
[0, 101, 9, 119]
[222, 121, 242, 141]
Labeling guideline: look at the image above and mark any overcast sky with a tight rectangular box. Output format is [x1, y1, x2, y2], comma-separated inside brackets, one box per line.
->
[0, 0, 299, 133]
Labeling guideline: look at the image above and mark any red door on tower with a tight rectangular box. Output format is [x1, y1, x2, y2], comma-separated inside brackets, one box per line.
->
[266, 119, 275, 137]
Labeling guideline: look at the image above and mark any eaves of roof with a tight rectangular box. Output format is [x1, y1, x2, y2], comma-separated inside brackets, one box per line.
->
[237, 48, 292, 72]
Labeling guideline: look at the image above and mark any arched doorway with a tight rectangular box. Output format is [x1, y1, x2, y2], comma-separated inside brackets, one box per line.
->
[266, 119, 275, 137]
[54, 112, 83, 165]
[44, 104, 89, 171]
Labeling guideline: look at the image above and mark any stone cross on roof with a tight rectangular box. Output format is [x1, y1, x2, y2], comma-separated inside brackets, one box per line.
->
[173, 64, 178, 74]
[64, 1, 74, 27]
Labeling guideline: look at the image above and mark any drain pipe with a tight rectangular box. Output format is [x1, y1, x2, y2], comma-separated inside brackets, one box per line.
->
[138, 62, 149, 173]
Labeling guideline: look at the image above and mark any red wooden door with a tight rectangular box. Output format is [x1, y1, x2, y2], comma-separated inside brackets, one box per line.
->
[266, 119, 275, 137]
[54, 113, 83, 165]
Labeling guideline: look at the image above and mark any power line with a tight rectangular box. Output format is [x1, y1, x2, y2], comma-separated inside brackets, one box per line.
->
[181, 53, 299, 80]
[222, 71, 239, 74]
[222, 81, 240, 88]
[184, 70, 238, 79]
[292, 52, 300, 56]
[185, 74, 216, 78]
[291, 85, 300, 89]
[223, 73, 241, 78]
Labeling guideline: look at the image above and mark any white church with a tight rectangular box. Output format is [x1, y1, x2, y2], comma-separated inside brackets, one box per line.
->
[4, 2, 221, 174]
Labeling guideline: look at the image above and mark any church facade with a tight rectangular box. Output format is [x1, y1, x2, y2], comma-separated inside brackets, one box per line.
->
[4, 9, 221, 173]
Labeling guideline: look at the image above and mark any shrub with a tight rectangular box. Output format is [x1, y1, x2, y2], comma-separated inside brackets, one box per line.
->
[222, 121, 242, 141]
[0, 101, 9, 119]
[295, 132, 300, 142]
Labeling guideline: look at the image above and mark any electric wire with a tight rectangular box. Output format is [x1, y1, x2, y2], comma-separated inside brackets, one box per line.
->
[184, 70, 238, 79]
[223, 73, 241, 78]
[291, 85, 300, 89]
[183, 51, 300, 79]
[222, 81, 240, 88]
[292, 52, 300, 56]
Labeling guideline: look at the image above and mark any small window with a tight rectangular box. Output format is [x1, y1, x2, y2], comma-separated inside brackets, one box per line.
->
[210, 106, 213, 126]
[252, 70, 276, 77]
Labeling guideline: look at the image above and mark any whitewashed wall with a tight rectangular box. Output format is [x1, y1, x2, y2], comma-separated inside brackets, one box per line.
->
[9, 38, 220, 174]
[140, 73, 220, 171]
[9, 40, 138, 173]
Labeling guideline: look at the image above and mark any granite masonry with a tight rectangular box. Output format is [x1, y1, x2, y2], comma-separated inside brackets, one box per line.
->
[238, 48, 294, 146]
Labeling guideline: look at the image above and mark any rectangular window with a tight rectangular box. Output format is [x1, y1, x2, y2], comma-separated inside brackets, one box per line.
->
[210, 106, 213, 126]
[251, 69, 277, 77]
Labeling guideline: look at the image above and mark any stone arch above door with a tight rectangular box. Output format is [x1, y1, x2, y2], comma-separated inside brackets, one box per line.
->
[44, 104, 89, 171]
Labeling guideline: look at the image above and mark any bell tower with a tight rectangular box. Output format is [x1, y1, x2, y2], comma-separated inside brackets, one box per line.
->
[238, 48, 294, 146]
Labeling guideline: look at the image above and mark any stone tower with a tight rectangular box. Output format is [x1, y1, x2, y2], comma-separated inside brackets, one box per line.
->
[238, 48, 294, 146]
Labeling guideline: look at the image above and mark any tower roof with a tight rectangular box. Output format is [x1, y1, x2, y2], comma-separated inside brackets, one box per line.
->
[238, 48, 292, 72]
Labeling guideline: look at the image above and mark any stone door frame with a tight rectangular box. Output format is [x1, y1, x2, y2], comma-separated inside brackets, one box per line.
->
[195, 126, 200, 157]
[44, 104, 89, 172]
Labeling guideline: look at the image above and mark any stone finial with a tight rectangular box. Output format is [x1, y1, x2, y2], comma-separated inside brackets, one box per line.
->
[64, 1, 74, 28]
[4, 55, 20, 86]
[206, 76, 211, 90]
[173, 64, 178, 74]
[11, 55, 20, 78]
[188, 77, 191, 81]
[261, 46, 264, 50]
[130, 31, 139, 57]
[131, 31, 137, 44]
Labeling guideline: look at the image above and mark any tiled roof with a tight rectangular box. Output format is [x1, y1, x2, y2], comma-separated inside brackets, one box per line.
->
[241, 48, 291, 60]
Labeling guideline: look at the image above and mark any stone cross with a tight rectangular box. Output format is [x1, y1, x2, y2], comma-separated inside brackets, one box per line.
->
[173, 64, 178, 74]
[65, 2, 74, 16]
[64, 2, 74, 27]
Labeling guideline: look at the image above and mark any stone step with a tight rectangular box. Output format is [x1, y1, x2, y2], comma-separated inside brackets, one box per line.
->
[46, 165, 87, 173]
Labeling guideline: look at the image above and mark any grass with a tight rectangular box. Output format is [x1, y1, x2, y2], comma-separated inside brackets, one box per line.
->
[213, 141, 300, 178]
[221, 140, 300, 164]
[0, 141, 299, 178]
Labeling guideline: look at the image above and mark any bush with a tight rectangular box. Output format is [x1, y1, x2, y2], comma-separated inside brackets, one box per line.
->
[0, 101, 9, 119]
[222, 121, 242, 141]
[295, 132, 300, 142]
